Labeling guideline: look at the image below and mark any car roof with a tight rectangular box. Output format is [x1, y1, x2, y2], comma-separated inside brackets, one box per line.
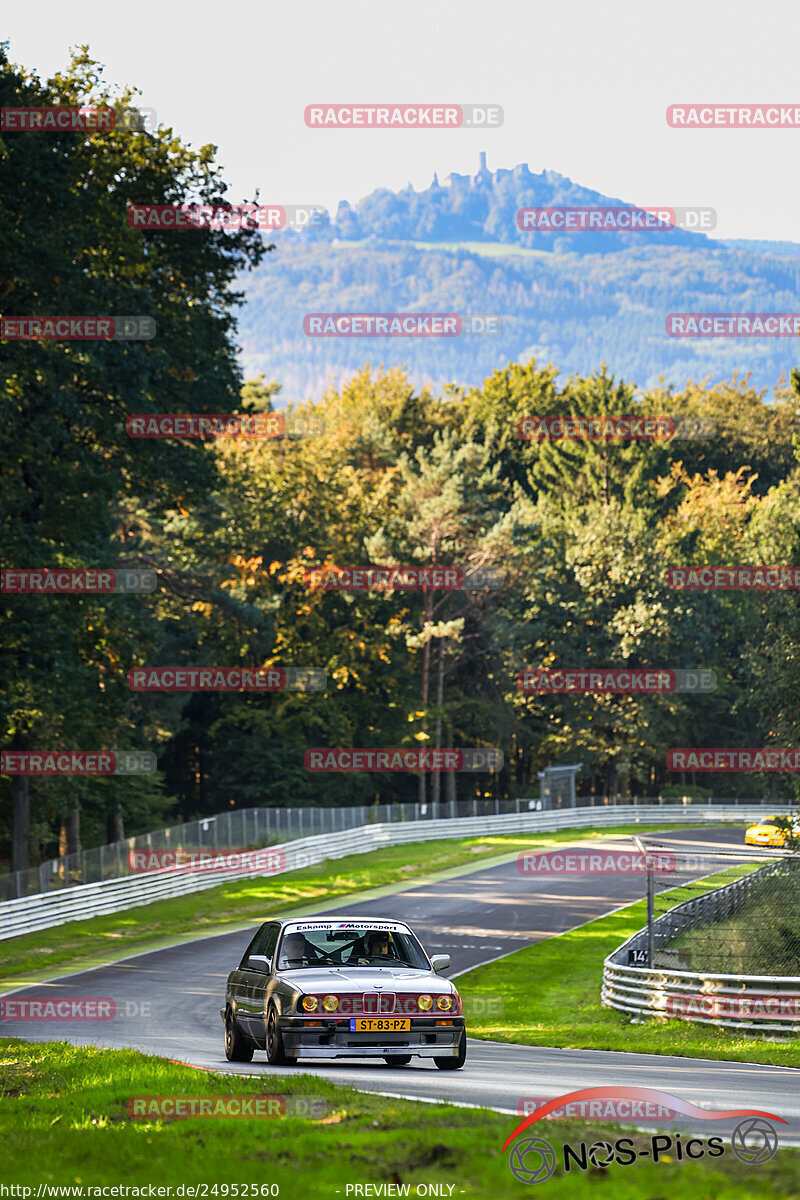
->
[274, 916, 412, 929]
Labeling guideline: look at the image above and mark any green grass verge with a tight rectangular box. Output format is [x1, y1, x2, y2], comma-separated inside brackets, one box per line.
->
[2, 1040, 799, 1195]
[458, 863, 800, 1068]
[0, 824, 677, 988]
[670, 870, 800, 975]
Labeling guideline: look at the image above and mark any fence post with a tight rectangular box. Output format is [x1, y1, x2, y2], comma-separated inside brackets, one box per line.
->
[646, 861, 655, 968]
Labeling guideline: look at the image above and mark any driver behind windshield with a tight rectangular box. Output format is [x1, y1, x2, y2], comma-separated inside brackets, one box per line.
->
[278, 932, 307, 968]
[360, 931, 395, 963]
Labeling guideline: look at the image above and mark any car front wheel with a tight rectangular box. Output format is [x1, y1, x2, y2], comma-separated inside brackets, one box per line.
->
[434, 1033, 466, 1070]
[224, 1009, 254, 1063]
[266, 1007, 298, 1067]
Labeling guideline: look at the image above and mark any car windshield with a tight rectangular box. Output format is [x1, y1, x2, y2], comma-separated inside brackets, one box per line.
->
[276, 926, 429, 970]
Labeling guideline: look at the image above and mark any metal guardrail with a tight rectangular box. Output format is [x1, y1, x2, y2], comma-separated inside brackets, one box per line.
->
[602, 848, 800, 1036]
[0, 793, 776, 901]
[0, 803, 781, 942]
[2, 797, 561, 901]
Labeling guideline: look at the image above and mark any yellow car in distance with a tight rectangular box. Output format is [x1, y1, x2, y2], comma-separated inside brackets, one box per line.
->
[744, 816, 798, 847]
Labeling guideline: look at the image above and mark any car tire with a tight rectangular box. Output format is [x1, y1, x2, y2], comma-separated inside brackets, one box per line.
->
[434, 1032, 467, 1070]
[384, 1055, 412, 1066]
[266, 1006, 298, 1067]
[224, 1008, 254, 1063]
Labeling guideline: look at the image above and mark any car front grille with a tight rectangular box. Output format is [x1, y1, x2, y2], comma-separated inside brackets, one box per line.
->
[362, 992, 397, 1013]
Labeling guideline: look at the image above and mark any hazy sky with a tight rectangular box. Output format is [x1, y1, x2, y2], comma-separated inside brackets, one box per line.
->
[7, 0, 800, 241]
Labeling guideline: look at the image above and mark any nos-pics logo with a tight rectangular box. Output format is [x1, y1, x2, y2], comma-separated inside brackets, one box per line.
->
[504, 1088, 782, 1183]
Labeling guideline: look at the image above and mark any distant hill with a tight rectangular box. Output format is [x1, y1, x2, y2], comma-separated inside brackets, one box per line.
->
[238, 155, 800, 397]
[290, 152, 712, 254]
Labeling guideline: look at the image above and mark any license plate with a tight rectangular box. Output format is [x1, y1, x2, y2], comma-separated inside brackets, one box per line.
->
[350, 1018, 411, 1032]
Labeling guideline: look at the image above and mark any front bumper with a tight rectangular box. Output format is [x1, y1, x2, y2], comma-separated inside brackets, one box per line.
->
[280, 1016, 466, 1059]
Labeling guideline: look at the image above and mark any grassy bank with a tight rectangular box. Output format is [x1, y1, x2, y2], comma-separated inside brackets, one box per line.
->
[670, 867, 800, 975]
[2, 1039, 798, 1196]
[0, 823, 680, 987]
[457, 863, 800, 1068]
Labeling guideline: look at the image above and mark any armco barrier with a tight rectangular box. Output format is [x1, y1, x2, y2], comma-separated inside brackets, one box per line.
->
[2, 794, 773, 902]
[0, 804, 784, 941]
[602, 846, 800, 1036]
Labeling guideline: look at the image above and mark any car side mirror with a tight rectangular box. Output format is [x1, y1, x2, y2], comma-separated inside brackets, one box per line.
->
[248, 954, 270, 972]
[430, 954, 451, 974]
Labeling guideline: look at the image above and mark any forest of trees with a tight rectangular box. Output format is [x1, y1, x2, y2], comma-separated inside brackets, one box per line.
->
[3, 48, 800, 873]
[241, 232, 800, 397]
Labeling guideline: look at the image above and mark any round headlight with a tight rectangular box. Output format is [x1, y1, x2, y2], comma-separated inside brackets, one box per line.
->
[418, 994, 433, 1011]
[436, 995, 452, 1011]
[323, 995, 339, 1011]
[302, 996, 318, 1012]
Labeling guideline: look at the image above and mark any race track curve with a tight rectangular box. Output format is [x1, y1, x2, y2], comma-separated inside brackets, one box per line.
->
[3, 825, 799, 1143]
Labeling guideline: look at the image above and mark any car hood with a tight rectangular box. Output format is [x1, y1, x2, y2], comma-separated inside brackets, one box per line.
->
[278, 966, 456, 994]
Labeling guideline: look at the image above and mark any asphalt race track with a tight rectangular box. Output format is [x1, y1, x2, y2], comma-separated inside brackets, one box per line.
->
[4, 825, 799, 1143]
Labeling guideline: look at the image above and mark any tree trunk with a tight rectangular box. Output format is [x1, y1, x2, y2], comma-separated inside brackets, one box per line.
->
[11, 729, 30, 877]
[107, 806, 125, 843]
[417, 591, 434, 805]
[66, 807, 81, 855]
[445, 719, 456, 808]
[431, 637, 445, 810]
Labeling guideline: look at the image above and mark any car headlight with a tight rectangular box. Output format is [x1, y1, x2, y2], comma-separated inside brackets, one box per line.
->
[323, 995, 339, 1011]
[418, 994, 433, 1011]
[436, 995, 452, 1011]
[302, 996, 318, 1012]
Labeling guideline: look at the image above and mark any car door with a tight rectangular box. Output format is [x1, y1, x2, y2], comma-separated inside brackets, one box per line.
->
[228, 927, 263, 1034]
[237, 922, 280, 1041]
[248, 922, 280, 1045]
